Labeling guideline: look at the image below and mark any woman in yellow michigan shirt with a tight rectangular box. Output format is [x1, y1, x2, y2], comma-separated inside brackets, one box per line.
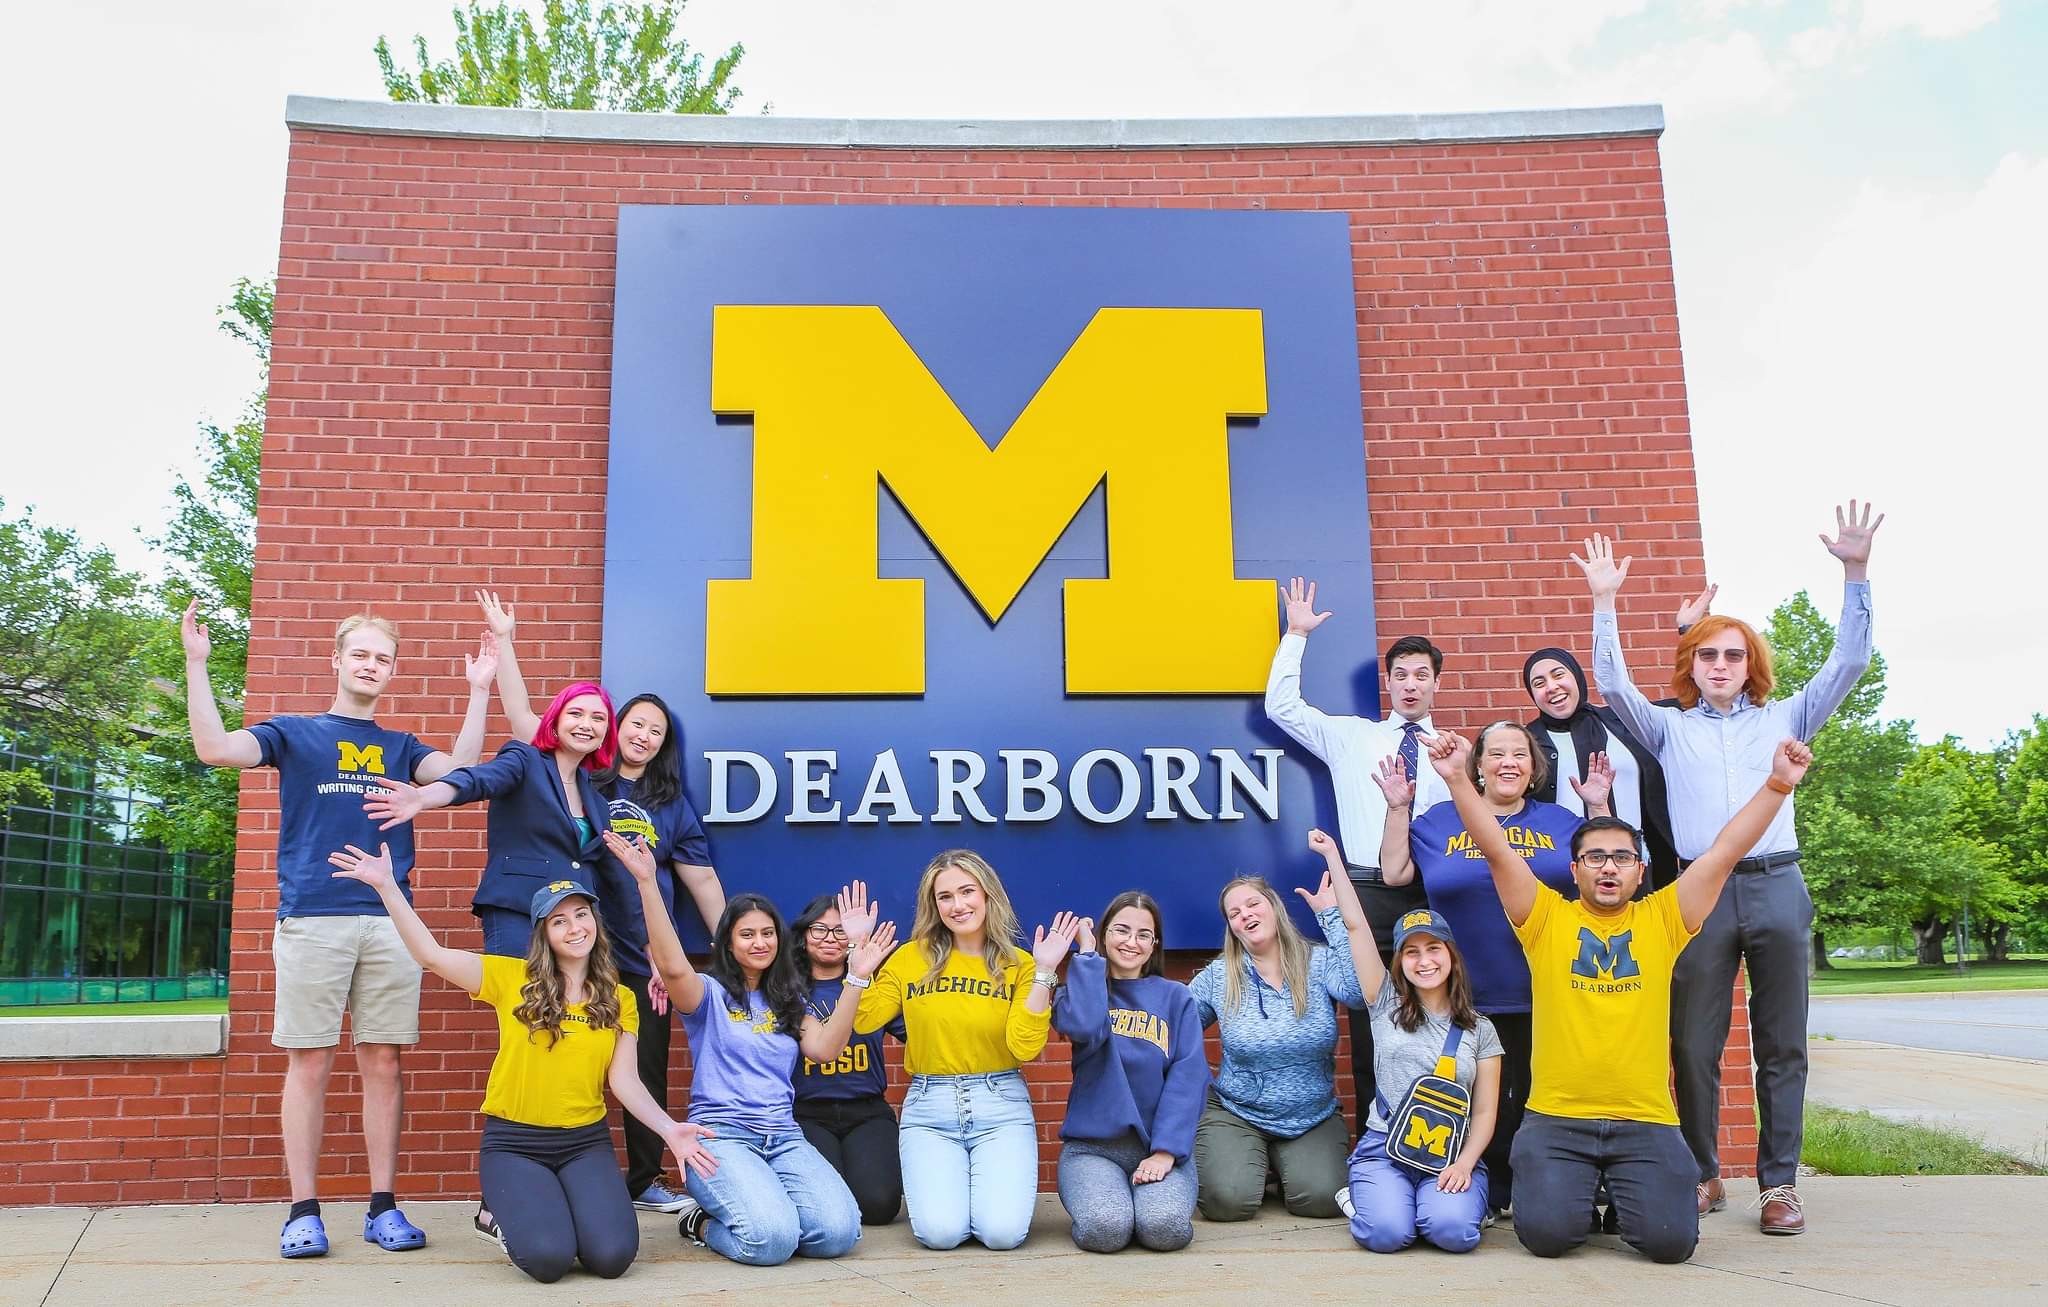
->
[329, 844, 715, 1283]
[849, 849, 1081, 1250]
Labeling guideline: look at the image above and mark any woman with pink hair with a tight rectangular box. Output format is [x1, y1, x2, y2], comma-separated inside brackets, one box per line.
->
[366, 680, 623, 1248]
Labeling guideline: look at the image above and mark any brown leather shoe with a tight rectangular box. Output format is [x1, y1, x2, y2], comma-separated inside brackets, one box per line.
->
[1696, 1177, 1726, 1215]
[1758, 1184, 1805, 1235]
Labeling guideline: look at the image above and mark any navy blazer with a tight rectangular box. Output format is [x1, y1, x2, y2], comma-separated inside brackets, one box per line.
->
[441, 740, 613, 915]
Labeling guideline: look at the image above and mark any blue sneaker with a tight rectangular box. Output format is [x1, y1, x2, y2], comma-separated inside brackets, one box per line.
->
[363, 1207, 427, 1251]
[280, 1213, 329, 1259]
[634, 1181, 691, 1213]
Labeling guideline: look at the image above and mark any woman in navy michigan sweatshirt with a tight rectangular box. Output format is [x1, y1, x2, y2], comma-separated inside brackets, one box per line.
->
[1052, 890, 1212, 1252]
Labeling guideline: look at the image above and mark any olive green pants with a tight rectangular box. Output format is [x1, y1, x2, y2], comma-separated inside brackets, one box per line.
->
[1193, 1101, 1350, 1221]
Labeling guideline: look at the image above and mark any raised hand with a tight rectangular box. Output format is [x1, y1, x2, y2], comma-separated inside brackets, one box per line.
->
[835, 881, 878, 946]
[1569, 533, 1632, 602]
[1570, 750, 1616, 812]
[848, 920, 897, 980]
[1294, 868, 1341, 914]
[1675, 581, 1717, 629]
[602, 829, 658, 884]
[647, 972, 670, 1016]
[1032, 912, 1083, 970]
[1132, 1151, 1176, 1185]
[363, 777, 430, 831]
[474, 589, 516, 638]
[1281, 576, 1333, 637]
[1075, 915, 1097, 956]
[663, 1121, 719, 1179]
[180, 598, 213, 663]
[1371, 754, 1415, 809]
[1425, 730, 1470, 782]
[326, 842, 397, 894]
[1820, 500, 1884, 575]
[1771, 739, 1813, 789]
[464, 630, 499, 691]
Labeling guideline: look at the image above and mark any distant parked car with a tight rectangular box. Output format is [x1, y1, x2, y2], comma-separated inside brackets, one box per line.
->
[1848, 947, 1871, 959]
[1831, 947, 1853, 958]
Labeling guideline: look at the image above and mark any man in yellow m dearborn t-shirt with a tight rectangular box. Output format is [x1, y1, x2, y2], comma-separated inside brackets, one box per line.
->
[1418, 729, 1811, 1265]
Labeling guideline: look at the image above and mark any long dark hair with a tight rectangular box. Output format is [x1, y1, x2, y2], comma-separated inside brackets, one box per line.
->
[1390, 932, 1479, 1034]
[591, 692, 683, 809]
[703, 893, 808, 1036]
[1098, 890, 1167, 979]
[791, 893, 841, 983]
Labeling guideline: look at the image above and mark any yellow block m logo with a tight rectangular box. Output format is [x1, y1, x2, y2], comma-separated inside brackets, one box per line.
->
[705, 305, 1275, 695]
[1403, 1115, 1454, 1158]
[336, 742, 385, 775]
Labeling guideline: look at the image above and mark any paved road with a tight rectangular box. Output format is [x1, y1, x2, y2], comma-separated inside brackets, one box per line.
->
[1809, 992, 2048, 1060]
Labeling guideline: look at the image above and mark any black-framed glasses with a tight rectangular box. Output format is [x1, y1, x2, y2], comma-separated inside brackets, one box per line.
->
[1576, 849, 1641, 869]
[806, 925, 849, 941]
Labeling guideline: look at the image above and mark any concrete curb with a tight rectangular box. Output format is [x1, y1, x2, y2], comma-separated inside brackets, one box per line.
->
[0, 1015, 227, 1060]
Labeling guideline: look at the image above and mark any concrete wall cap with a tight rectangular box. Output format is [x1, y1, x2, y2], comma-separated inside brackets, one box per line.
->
[285, 96, 1664, 149]
[0, 1014, 227, 1061]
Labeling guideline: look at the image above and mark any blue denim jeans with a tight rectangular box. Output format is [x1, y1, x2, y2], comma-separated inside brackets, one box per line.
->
[897, 1071, 1039, 1250]
[1509, 1111, 1697, 1263]
[1345, 1129, 1488, 1254]
[682, 1124, 861, 1266]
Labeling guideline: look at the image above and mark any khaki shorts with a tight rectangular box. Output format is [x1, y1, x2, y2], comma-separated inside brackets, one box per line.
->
[272, 915, 422, 1048]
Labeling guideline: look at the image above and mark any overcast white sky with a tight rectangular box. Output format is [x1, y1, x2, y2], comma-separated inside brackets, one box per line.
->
[4, 0, 2041, 744]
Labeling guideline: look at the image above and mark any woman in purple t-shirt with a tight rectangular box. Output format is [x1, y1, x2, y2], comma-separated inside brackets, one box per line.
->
[1375, 720, 1612, 1216]
[605, 832, 894, 1266]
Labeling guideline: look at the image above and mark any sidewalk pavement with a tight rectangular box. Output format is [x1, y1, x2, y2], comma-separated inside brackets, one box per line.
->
[1808, 1038, 2048, 1163]
[5, 1178, 2045, 1307]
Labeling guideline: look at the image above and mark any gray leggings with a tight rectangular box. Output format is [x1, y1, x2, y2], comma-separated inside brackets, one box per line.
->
[1057, 1134, 1197, 1253]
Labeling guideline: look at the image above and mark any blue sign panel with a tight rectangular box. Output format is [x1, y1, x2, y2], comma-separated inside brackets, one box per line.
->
[603, 205, 1376, 945]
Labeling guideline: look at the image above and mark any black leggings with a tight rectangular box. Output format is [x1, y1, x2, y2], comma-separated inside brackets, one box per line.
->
[619, 971, 674, 1195]
[794, 1094, 902, 1225]
[479, 1117, 638, 1282]
[1482, 1011, 1534, 1213]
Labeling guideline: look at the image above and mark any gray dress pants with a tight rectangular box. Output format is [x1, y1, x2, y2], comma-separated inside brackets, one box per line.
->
[1670, 862, 1814, 1189]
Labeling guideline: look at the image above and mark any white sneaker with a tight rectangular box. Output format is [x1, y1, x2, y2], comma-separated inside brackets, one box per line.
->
[1334, 1187, 1356, 1219]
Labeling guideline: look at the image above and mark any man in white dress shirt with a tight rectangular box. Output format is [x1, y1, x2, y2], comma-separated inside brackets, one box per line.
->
[1264, 576, 1447, 1126]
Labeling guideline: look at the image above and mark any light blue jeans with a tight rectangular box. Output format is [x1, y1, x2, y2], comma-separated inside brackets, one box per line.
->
[897, 1071, 1039, 1250]
[1346, 1128, 1489, 1254]
[682, 1124, 861, 1266]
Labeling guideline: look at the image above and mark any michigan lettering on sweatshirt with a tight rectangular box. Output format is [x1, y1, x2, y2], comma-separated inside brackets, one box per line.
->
[856, 943, 1051, 1077]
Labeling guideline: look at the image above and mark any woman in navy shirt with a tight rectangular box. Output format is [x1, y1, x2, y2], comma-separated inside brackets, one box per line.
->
[1054, 890, 1211, 1252]
[1375, 720, 1611, 1215]
[791, 887, 904, 1226]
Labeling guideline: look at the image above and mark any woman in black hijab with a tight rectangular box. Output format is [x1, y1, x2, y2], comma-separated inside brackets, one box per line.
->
[1521, 647, 1680, 890]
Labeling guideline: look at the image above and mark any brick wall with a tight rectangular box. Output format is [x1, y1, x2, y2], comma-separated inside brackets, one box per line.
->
[1, 111, 1755, 1206]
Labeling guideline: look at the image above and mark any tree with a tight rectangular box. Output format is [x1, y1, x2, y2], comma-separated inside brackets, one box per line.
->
[1894, 739, 2026, 964]
[0, 501, 156, 810]
[1765, 589, 1907, 968]
[376, 1, 745, 113]
[128, 282, 269, 862]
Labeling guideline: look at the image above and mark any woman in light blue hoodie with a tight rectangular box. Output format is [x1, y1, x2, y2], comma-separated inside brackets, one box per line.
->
[1185, 832, 1375, 1221]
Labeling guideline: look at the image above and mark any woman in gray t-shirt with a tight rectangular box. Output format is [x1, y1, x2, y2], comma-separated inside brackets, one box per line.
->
[1314, 829, 1501, 1253]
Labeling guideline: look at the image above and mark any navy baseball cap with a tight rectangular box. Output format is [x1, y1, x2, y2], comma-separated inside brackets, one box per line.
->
[1391, 907, 1456, 952]
[530, 878, 598, 922]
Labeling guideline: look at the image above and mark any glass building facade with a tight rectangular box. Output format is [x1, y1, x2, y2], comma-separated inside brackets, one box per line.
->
[0, 738, 230, 1005]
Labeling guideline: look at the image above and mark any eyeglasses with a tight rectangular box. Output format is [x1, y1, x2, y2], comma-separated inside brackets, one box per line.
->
[1576, 849, 1641, 869]
[805, 925, 849, 941]
[1106, 924, 1157, 944]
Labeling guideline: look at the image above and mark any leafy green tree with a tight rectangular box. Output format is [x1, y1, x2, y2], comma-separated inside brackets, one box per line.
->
[1764, 589, 1908, 967]
[0, 501, 157, 811]
[1894, 739, 2025, 963]
[129, 282, 270, 862]
[376, 1, 745, 113]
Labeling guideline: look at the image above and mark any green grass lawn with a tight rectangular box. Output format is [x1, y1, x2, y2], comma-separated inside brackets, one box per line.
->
[1809, 958, 2048, 995]
[1803, 1103, 2043, 1175]
[0, 997, 229, 1018]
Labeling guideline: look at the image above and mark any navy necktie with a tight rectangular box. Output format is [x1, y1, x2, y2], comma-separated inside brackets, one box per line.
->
[1399, 721, 1424, 785]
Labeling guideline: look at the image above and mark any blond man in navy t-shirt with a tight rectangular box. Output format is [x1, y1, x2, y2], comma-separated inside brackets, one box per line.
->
[181, 601, 495, 1259]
